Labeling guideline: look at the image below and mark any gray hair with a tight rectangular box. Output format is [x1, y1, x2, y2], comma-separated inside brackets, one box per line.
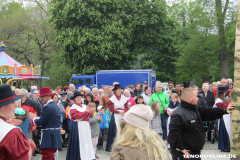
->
[155, 83, 162, 88]
[123, 89, 130, 94]
[92, 88, 98, 93]
[69, 84, 75, 88]
[19, 89, 28, 97]
[217, 81, 221, 85]
[221, 78, 227, 82]
[202, 83, 209, 89]
[106, 86, 113, 90]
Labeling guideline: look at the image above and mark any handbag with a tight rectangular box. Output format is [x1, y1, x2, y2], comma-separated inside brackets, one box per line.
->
[156, 95, 167, 113]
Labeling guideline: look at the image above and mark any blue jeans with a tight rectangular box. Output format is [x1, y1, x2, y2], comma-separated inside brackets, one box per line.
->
[161, 113, 167, 140]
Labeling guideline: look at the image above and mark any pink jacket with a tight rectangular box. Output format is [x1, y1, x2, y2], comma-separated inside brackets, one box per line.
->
[129, 97, 136, 106]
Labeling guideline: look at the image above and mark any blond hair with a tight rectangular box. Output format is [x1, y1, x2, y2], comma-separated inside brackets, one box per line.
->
[88, 102, 96, 108]
[212, 82, 217, 87]
[113, 120, 171, 160]
[171, 93, 179, 99]
[151, 101, 160, 117]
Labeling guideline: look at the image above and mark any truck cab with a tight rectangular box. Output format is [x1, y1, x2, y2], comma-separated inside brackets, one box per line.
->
[70, 75, 96, 89]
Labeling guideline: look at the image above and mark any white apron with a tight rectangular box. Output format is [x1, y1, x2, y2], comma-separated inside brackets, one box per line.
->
[110, 95, 128, 139]
[69, 104, 95, 160]
[213, 98, 231, 140]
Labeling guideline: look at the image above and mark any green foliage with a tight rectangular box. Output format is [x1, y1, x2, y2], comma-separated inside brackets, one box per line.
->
[170, 0, 236, 84]
[42, 56, 73, 89]
[49, 0, 178, 77]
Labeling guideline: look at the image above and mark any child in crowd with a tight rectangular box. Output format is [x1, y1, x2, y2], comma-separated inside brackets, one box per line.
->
[168, 93, 179, 109]
[104, 108, 111, 141]
[88, 102, 102, 159]
[136, 95, 146, 105]
[97, 106, 108, 150]
[15, 108, 32, 139]
[167, 94, 179, 148]
[65, 96, 74, 132]
[149, 101, 162, 136]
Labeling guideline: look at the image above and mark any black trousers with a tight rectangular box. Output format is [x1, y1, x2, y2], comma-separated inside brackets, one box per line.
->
[170, 148, 201, 160]
[97, 129, 105, 148]
[32, 128, 41, 148]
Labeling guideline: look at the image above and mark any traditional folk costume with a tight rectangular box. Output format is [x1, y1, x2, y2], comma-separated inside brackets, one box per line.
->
[213, 86, 231, 152]
[33, 87, 62, 160]
[106, 84, 129, 152]
[66, 92, 95, 160]
[0, 84, 30, 160]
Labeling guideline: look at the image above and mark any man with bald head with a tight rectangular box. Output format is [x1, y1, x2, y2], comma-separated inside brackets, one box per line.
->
[168, 88, 234, 160]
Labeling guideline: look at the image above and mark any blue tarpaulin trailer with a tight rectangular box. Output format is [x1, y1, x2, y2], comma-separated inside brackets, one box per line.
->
[70, 70, 156, 90]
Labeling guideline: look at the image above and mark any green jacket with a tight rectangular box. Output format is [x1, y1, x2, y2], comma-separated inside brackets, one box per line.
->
[149, 91, 170, 114]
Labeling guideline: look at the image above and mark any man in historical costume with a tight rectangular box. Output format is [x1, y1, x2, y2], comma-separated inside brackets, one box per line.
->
[30, 87, 62, 160]
[0, 84, 35, 160]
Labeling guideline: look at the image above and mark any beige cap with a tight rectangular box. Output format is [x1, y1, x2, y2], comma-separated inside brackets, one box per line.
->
[123, 104, 153, 131]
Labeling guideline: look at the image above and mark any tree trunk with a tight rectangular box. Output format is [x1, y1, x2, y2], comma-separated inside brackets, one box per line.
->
[40, 60, 46, 87]
[215, 0, 230, 78]
[231, 0, 240, 159]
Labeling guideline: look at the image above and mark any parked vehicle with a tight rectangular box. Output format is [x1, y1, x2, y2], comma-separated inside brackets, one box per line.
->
[70, 70, 156, 90]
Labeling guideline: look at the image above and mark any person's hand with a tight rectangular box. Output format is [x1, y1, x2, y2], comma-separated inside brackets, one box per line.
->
[32, 126, 36, 131]
[97, 116, 102, 120]
[164, 107, 167, 112]
[6, 117, 22, 125]
[59, 102, 63, 108]
[134, 96, 137, 100]
[176, 148, 191, 159]
[61, 128, 66, 135]
[86, 106, 91, 112]
[120, 110, 125, 117]
[149, 127, 152, 130]
[227, 102, 234, 113]
[29, 112, 37, 120]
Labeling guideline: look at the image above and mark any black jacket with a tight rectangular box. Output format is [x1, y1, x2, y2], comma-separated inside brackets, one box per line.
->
[168, 100, 227, 151]
[199, 90, 215, 108]
[197, 93, 207, 107]
[132, 89, 142, 98]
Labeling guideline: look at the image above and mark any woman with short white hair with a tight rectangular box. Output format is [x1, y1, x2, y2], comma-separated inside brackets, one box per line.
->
[123, 89, 136, 108]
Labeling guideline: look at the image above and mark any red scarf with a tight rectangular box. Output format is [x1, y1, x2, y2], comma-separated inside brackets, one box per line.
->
[212, 89, 217, 97]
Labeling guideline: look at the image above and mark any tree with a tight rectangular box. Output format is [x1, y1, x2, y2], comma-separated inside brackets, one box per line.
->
[171, 0, 236, 84]
[231, 0, 240, 158]
[0, 1, 58, 86]
[42, 55, 73, 89]
[49, 0, 177, 76]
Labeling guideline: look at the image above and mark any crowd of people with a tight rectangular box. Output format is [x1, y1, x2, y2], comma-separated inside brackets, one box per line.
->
[0, 78, 235, 160]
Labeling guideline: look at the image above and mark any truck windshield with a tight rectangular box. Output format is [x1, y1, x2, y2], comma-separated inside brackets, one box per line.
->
[72, 79, 83, 85]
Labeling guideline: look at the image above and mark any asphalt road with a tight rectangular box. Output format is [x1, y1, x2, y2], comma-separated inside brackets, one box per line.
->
[33, 140, 234, 160]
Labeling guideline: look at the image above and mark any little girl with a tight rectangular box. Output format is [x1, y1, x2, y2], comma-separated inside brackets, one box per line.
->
[89, 102, 102, 159]
[149, 101, 162, 136]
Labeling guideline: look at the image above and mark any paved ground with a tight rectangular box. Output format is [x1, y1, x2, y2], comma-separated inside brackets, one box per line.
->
[33, 140, 235, 160]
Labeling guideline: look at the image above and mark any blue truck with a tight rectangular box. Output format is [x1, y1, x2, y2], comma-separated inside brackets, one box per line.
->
[70, 70, 156, 90]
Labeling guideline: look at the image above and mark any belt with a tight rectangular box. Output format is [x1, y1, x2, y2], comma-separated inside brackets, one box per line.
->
[42, 127, 61, 131]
